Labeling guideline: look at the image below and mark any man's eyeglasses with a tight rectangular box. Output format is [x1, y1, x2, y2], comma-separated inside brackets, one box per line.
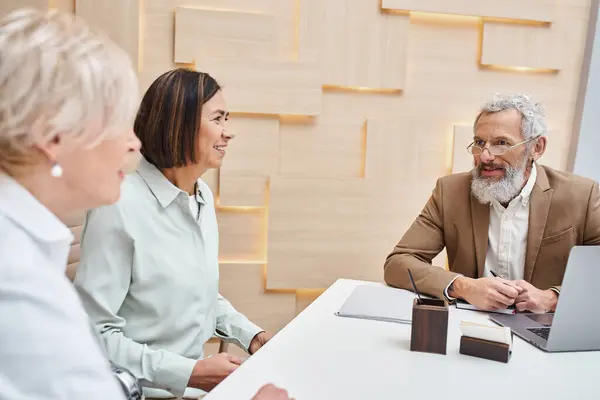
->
[466, 136, 539, 156]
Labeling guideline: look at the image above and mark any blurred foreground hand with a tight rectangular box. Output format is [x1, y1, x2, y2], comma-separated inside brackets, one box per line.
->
[251, 384, 293, 400]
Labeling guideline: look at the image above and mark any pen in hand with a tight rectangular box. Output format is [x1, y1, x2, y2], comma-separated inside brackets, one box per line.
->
[489, 270, 521, 308]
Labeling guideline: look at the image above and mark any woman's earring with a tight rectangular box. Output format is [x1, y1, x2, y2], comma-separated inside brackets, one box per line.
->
[50, 162, 63, 178]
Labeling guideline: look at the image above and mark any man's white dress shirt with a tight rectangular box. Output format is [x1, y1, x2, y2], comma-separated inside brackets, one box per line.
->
[74, 157, 263, 398]
[0, 175, 125, 399]
[446, 164, 537, 297]
[484, 163, 537, 280]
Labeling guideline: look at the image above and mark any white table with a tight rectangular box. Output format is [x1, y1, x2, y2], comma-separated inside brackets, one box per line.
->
[204, 279, 600, 400]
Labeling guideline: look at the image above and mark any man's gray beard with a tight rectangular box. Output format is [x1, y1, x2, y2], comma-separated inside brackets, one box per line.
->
[470, 158, 528, 205]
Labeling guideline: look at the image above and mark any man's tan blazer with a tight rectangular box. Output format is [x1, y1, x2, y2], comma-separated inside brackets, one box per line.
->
[384, 164, 600, 300]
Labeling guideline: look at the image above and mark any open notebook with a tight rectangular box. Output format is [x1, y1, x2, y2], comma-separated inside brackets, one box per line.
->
[455, 299, 516, 314]
[335, 285, 415, 324]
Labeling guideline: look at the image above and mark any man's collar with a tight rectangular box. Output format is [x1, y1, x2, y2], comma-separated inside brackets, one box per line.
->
[520, 162, 537, 206]
[0, 175, 72, 243]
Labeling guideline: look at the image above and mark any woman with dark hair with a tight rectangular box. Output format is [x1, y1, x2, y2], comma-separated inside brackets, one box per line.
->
[74, 68, 275, 399]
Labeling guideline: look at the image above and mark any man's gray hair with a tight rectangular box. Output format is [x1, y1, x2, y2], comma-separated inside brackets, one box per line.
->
[474, 93, 547, 140]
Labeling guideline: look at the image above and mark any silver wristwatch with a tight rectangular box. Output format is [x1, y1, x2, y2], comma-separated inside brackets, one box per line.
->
[110, 362, 144, 400]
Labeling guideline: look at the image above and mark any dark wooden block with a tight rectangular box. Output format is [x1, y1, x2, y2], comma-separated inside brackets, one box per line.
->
[410, 298, 449, 355]
[459, 335, 511, 363]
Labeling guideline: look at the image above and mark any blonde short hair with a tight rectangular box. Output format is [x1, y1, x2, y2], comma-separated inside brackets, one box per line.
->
[0, 8, 139, 169]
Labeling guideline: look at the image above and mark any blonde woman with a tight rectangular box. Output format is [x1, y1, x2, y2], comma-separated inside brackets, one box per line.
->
[0, 8, 141, 399]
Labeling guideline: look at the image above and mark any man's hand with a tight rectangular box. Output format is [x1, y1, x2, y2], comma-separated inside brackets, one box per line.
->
[187, 353, 244, 392]
[249, 331, 273, 355]
[252, 384, 293, 400]
[451, 276, 523, 311]
[512, 280, 558, 313]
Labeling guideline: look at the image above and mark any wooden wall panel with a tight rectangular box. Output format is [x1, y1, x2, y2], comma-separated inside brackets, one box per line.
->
[219, 264, 296, 333]
[76, 0, 141, 70]
[217, 210, 266, 263]
[364, 119, 420, 182]
[280, 117, 365, 178]
[381, 0, 557, 22]
[295, 290, 325, 314]
[219, 173, 268, 207]
[201, 60, 322, 115]
[481, 22, 562, 70]
[299, 0, 409, 89]
[218, 116, 279, 206]
[174, 6, 276, 64]
[141, 0, 296, 91]
[220, 117, 280, 176]
[452, 125, 474, 174]
[267, 177, 417, 289]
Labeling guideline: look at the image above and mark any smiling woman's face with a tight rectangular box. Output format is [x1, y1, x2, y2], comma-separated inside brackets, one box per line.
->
[196, 90, 233, 170]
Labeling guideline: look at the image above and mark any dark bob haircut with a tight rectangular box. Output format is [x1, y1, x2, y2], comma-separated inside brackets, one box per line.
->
[134, 68, 221, 168]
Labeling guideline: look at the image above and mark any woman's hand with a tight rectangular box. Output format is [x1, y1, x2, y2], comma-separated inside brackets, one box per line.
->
[187, 353, 244, 391]
[249, 331, 274, 354]
[252, 384, 293, 400]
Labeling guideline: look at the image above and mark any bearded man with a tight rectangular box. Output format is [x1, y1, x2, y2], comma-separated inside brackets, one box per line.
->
[384, 93, 600, 313]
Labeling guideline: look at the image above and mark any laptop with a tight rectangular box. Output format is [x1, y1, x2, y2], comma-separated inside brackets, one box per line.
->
[490, 245, 600, 352]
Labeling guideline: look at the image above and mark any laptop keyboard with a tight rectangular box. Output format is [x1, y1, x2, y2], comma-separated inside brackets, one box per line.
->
[527, 327, 550, 340]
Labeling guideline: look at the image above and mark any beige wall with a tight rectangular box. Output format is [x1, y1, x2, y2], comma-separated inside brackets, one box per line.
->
[2, 0, 592, 336]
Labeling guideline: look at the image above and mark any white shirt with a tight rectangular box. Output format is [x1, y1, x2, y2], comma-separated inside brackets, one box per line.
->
[484, 163, 537, 279]
[445, 164, 537, 298]
[0, 175, 125, 399]
[74, 157, 262, 398]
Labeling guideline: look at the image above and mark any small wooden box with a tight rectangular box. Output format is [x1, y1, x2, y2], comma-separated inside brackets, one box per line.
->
[410, 298, 449, 355]
[459, 335, 512, 363]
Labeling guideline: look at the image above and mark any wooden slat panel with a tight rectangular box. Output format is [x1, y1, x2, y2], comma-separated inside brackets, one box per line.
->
[219, 264, 295, 333]
[280, 117, 365, 178]
[540, 130, 567, 171]
[76, 0, 141, 70]
[220, 117, 280, 176]
[295, 290, 324, 315]
[197, 60, 322, 116]
[364, 118, 419, 182]
[219, 173, 268, 207]
[174, 6, 276, 64]
[217, 209, 266, 263]
[452, 125, 474, 174]
[381, 0, 557, 22]
[267, 178, 419, 289]
[299, 0, 409, 89]
[481, 22, 562, 70]
[141, 0, 296, 92]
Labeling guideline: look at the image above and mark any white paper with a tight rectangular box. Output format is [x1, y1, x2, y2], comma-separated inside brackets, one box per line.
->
[460, 321, 513, 348]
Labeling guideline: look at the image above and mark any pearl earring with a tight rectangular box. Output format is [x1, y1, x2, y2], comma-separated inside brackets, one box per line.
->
[50, 163, 63, 178]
